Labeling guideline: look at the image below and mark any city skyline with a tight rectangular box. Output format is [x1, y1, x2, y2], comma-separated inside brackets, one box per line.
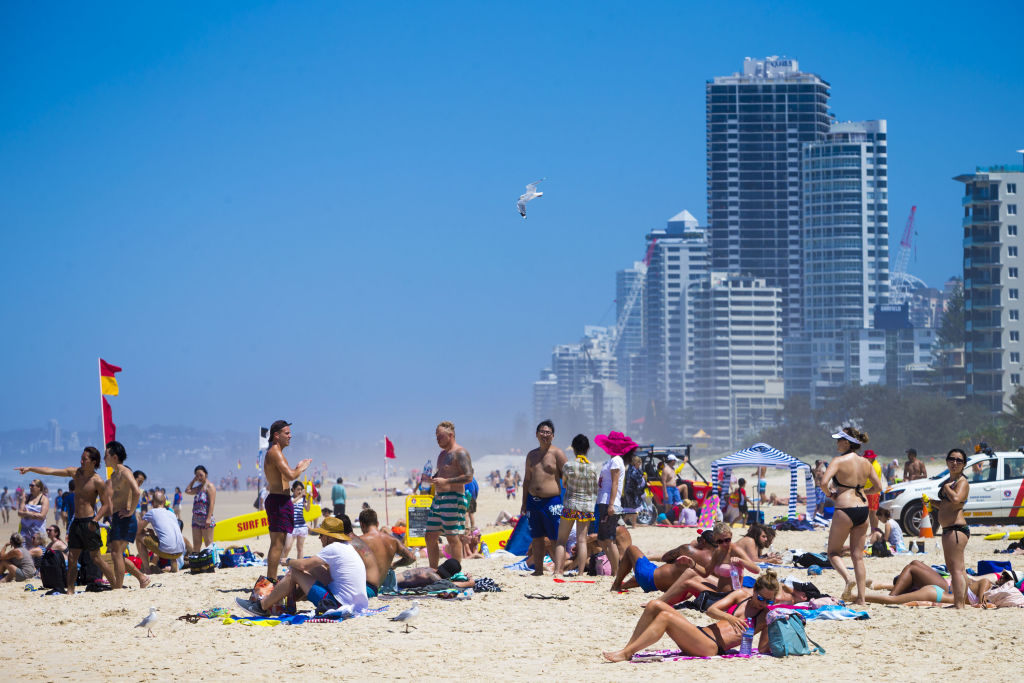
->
[3, 4, 1023, 445]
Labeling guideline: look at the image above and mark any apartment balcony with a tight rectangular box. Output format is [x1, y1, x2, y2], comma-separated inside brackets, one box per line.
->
[963, 193, 999, 206]
[964, 213, 1001, 227]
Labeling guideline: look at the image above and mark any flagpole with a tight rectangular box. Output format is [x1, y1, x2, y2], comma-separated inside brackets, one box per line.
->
[383, 436, 390, 527]
[97, 358, 108, 479]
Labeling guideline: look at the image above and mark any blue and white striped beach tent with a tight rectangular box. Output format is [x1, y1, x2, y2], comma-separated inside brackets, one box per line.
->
[710, 443, 814, 521]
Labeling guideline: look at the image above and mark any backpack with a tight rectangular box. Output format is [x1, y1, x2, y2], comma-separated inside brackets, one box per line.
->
[870, 540, 893, 558]
[586, 552, 613, 576]
[186, 549, 216, 574]
[39, 549, 68, 591]
[766, 612, 825, 657]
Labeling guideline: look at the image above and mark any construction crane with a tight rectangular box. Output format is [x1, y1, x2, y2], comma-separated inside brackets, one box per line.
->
[890, 206, 924, 306]
[569, 239, 657, 411]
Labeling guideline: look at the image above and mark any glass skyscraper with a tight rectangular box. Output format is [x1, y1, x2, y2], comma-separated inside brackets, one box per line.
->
[706, 56, 832, 336]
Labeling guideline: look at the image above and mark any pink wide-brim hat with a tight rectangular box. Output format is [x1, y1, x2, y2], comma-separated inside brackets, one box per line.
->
[594, 431, 638, 457]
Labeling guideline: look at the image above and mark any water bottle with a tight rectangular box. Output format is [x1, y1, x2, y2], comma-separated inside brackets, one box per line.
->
[730, 565, 742, 591]
[481, 542, 490, 558]
[740, 623, 755, 656]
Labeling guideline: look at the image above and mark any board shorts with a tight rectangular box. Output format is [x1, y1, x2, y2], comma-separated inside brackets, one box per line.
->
[867, 493, 880, 511]
[68, 518, 102, 552]
[561, 507, 595, 523]
[109, 513, 138, 542]
[426, 491, 467, 535]
[526, 494, 562, 541]
[142, 534, 183, 560]
[306, 581, 341, 614]
[665, 486, 682, 505]
[634, 555, 658, 593]
[594, 503, 620, 541]
[265, 493, 294, 534]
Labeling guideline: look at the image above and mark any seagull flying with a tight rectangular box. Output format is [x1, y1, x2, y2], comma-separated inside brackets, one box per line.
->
[136, 606, 159, 638]
[390, 600, 420, 633]
[516, 179, 545, 218]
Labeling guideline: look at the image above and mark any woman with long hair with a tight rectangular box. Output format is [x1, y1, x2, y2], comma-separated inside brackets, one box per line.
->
[185, 465, 217, 549]
[938, 448, 971, 608]
[820, 425, 882, 604]
[603, 570, 780, 662]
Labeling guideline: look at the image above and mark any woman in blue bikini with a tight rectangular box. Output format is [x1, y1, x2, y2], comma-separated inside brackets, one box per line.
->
[820, 425, 883, 605]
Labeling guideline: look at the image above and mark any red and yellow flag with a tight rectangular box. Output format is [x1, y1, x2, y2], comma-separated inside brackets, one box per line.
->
[100, 359, 122, 396]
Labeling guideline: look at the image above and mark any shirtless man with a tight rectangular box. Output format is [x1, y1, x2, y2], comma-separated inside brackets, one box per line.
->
[656, 523, 760, 604]
[96, 441, 148, 589]
[425, 421, 474, 570]
[610, 544, 695, 593]
[904, 448, 927, 481]
[263, 420, 312, 583]
[355, 508, 415, 596]
[520, 420, 567, 576]
[15, 447, 115, 595]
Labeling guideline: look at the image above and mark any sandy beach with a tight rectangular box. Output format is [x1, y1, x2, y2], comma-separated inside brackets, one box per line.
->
[2, 466, 1023, 682]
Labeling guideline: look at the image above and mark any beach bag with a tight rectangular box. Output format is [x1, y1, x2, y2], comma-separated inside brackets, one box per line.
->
[250, 575, 275, 602]
[186, 549, 216, 574]
[985, 581, 1024, 607]
[219, 545, 254, 568]
[39, 549, 67, 591]
[76, 551, 103, 586]
[767, 612, 825, 657]
[586, 552, 613, 576]
[977, 560, 1012, 575]
[870, 540, 892, 557]
[794, 552, 828, 568]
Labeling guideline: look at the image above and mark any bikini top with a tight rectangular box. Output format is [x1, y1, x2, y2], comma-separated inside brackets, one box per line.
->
[938, 474, 964, 502]
[833, 475, 866, 503]
[725, 596, 765, 622]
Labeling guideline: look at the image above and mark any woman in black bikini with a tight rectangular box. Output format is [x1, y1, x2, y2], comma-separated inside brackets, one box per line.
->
[938, 448, 970, 608]
[820, 425, 882, 605]
[602, 570, 780, 662]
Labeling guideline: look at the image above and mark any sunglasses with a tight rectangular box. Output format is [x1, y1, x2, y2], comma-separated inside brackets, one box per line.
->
[710, 537, 732, 546]
[946, 457, 966, 464]
[755, 594, 775, 604]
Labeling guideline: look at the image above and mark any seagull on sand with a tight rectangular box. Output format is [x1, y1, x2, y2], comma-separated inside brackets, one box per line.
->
[516, 179, 545, 218]
[136, 606, 159, 637]
[390, 600, 420, 633]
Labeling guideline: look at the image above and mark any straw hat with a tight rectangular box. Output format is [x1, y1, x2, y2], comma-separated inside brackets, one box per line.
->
[309, 516, 351, 541]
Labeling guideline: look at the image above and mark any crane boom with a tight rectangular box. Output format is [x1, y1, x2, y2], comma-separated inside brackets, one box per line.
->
[890, 206, 917, 305]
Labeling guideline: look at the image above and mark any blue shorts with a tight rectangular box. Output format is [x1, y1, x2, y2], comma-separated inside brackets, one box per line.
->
[634, 555, 658, 593]
[306, 581, 341, 613]
[109, 514, 138, 542]
[665, 486, 681, 506]
[527, 494, 562, 541]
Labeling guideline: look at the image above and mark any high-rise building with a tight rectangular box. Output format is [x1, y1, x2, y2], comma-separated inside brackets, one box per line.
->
[706, 56, 832, 336]
[48, 418, 62, 452]
[798, 120, 890, 403]
[687, 273, 785, 449]
[956, 161, 1024, 412]
[616, 261, 647, 422]
[642, 210, 708, 440]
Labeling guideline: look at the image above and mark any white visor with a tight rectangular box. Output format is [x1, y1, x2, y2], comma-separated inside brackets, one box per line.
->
[831, 430, 861, 445]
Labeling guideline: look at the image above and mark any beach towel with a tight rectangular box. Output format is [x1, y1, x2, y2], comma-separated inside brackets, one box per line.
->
[631, 648, 767, 662]
[770, 604, 869, 621]
[223, 605, 389, 625]
[504, 516, 532, 556]
[697, 495, 719, 528]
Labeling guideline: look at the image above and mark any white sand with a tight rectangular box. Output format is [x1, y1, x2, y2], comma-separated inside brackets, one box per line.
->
[2, 467, 1023, 681]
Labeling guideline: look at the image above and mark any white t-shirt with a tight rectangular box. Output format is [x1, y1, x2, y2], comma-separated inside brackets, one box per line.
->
[597, 456, 625, 508]
[143, 507, 186, 556]
[318, 541, 369, 611]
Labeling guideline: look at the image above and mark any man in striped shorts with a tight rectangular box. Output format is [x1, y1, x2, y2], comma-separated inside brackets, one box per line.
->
[425, 421, 474, 570]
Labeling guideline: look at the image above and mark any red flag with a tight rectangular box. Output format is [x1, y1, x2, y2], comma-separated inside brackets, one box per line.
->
[102, 396, 116, 443]
[99, 359, 122, 377]
[385, 437, 396, 459]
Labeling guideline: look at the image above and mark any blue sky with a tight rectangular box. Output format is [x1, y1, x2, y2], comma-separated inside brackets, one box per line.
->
[2, 1, 1022, 448]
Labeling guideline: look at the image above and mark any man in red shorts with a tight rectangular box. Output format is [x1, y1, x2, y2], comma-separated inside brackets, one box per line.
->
[863, 449, 884, 530]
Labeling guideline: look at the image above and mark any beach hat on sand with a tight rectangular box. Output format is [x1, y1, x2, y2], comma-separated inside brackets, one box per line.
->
[309, 517, 351, 541]
[594, 431, 638, 457]
[438, 558, 461, 580]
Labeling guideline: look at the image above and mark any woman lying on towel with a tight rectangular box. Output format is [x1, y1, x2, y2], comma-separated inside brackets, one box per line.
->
[863, 559, 1000, 606]
[603, 570, 779, 662]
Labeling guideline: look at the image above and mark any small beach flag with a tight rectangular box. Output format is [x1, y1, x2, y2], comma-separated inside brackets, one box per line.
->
[385, 436, 396, 459]
[102, 396, 116, 443]
[100, 359, 121, 396]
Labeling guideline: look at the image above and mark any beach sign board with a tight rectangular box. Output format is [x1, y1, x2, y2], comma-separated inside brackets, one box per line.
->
[405, 494, 433, 547]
